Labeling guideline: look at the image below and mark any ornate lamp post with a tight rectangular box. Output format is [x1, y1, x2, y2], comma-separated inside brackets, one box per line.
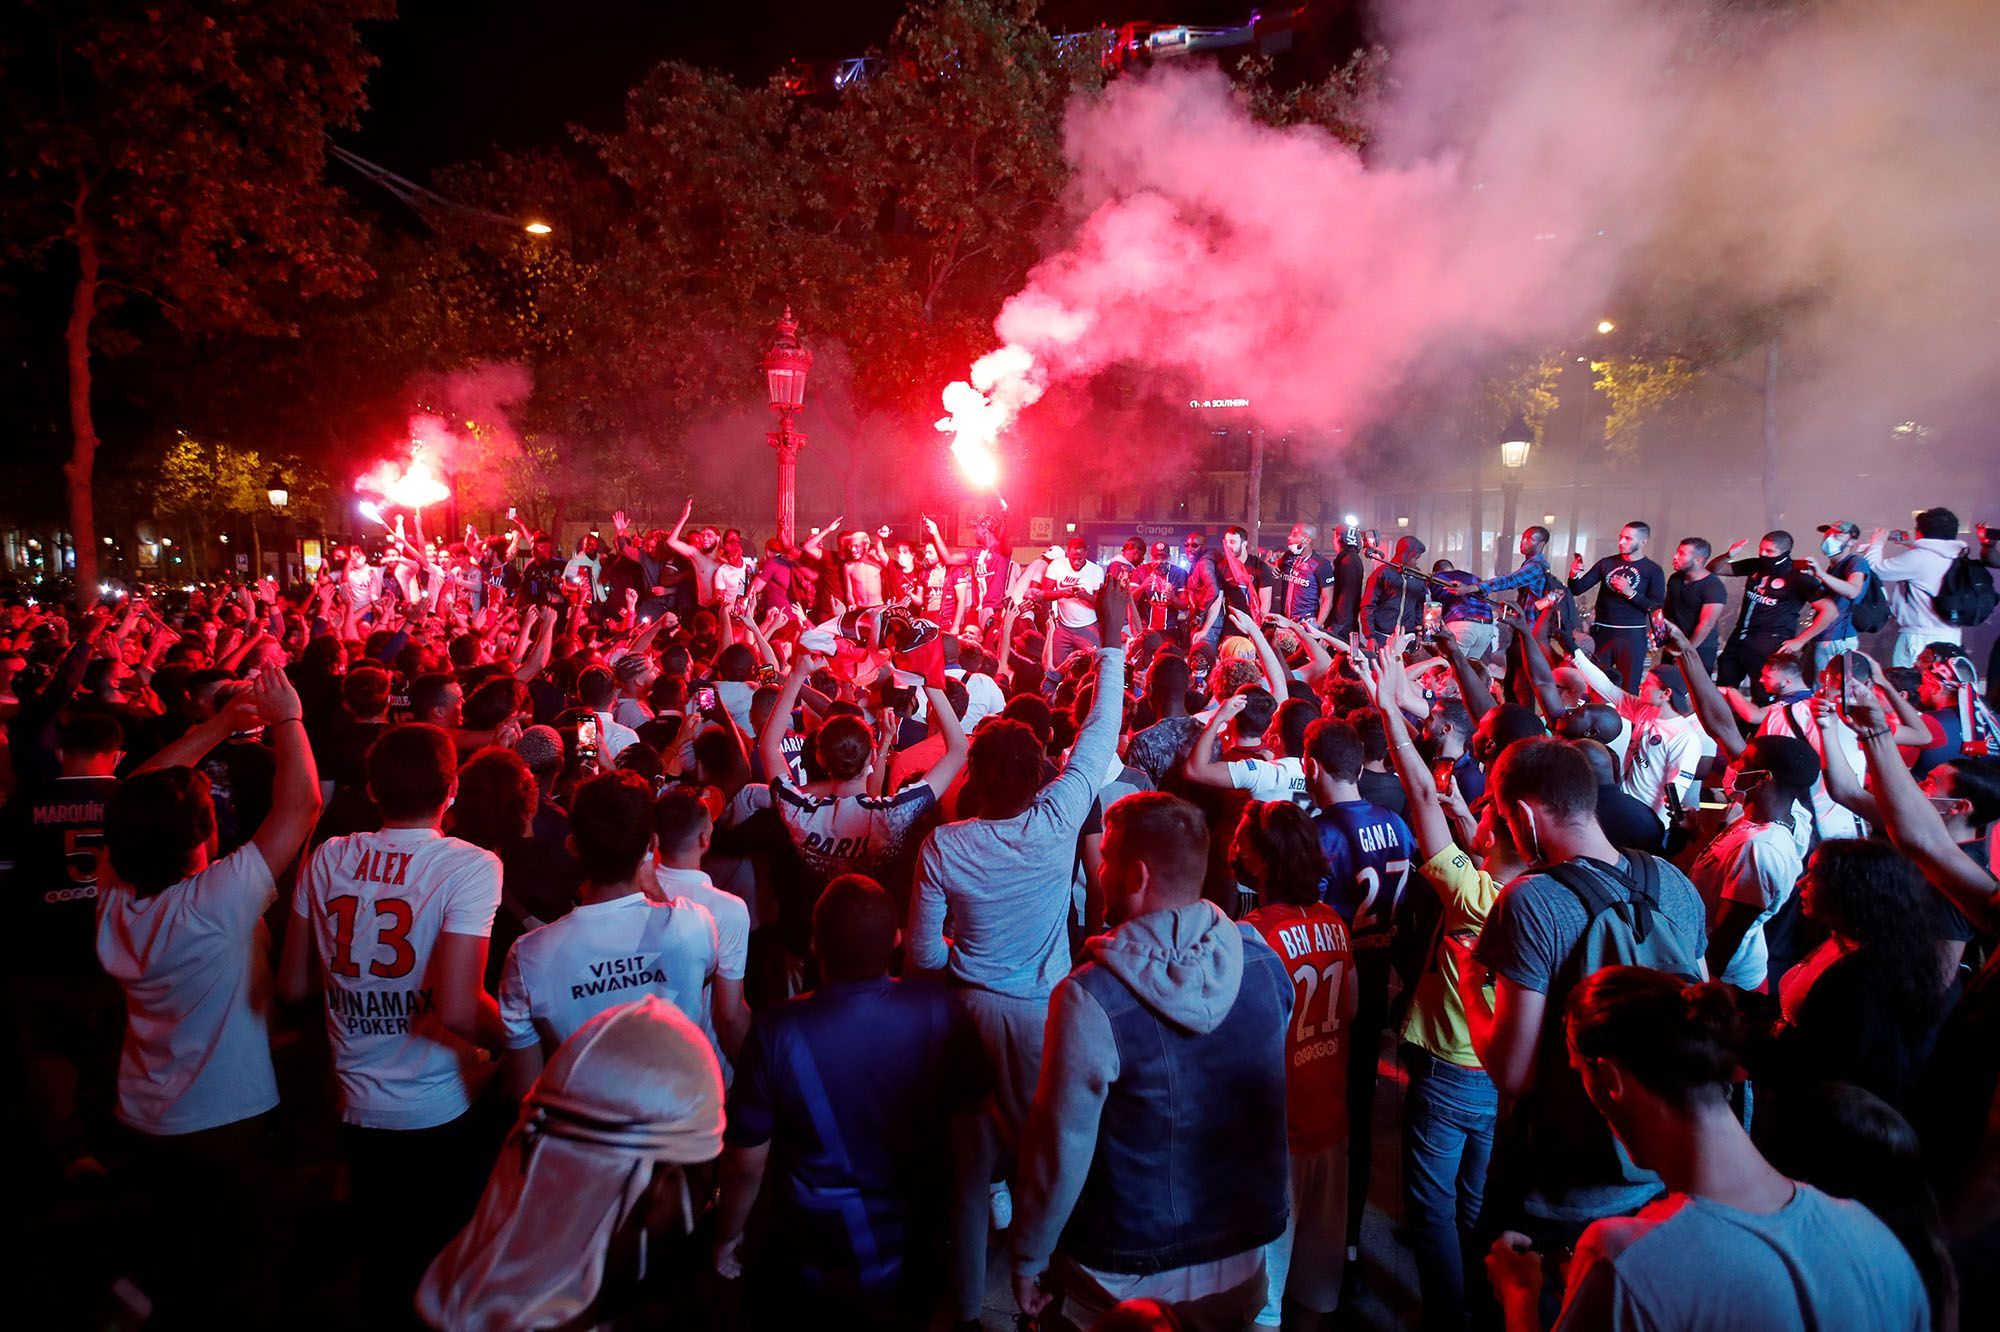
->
[266, 469, 292, 586]
[760, 307, 813, 547]
[1497, 416, 1532, 578]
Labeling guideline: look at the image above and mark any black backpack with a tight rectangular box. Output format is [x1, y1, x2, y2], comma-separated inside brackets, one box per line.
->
[1847, 569, 1890, 633]
[1934, 553, 1998, 628]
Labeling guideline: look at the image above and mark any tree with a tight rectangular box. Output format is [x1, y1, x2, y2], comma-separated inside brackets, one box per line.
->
[0, 1, 387, 604]
[151, 434, 268, 574]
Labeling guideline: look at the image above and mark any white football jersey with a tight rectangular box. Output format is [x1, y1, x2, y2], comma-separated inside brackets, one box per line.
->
[294, 826, 501, 1129]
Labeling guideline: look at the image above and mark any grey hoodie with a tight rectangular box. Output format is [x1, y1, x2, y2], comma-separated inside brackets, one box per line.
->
[1010, 900, 1268, 1279]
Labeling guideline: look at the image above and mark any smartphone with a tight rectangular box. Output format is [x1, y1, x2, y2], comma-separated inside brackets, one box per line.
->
[1888, 529, 1910, 544]
[1649, 608, 1667, 647]
[576, 714, 600, 753]
[1841, 651, 1874, 711]
[694, 685, 718, 712]
[506, 506, 517, 520]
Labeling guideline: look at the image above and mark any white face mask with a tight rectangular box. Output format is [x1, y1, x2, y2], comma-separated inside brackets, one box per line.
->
[1287, 542, 1305, 554]
[1821, 536, 1844, 556]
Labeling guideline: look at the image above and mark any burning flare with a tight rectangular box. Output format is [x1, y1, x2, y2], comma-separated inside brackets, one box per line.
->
[935, 345, 1043, 492]
[355, 442, 452, 512]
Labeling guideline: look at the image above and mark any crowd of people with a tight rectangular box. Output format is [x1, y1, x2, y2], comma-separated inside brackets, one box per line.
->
[5, 497, 2000, 1332]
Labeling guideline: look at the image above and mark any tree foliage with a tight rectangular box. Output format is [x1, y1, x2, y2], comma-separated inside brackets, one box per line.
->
[0, 0, 390, 600]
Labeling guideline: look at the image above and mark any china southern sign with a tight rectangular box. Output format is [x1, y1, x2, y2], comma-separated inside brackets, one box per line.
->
[1190, 398, 1250, 408]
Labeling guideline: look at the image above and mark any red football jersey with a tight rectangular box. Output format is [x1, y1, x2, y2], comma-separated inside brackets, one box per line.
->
[1247, 901, 1354, 1154]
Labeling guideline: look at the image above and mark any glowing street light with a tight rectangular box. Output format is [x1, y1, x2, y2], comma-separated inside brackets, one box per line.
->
[267, 469, 293, 585]
[523, 221, 553, 236]
[1596, 319, 1616, 335]
[1498, 416, 1534, 577]
[761, 306, 813, 547]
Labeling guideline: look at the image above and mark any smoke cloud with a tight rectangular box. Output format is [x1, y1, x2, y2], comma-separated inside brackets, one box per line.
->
[953, 0, 2000, 520]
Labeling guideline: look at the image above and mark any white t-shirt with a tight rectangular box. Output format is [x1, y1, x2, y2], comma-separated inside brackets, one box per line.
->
[294, 827, 502, 1129]
[1616, 708, 1705, 817]
[953, 667, 1006, 732]
[1690, 817, 1803, 989]
[593, 710, 641, 761]
[1227, 755, 1310, 807]
[1045, 556, 1105, 629]
[499, 890, 719, 1053]
[714, 561, 749, 604]
[654, 866, 749, 1069]
[96, 845, 281, 1135]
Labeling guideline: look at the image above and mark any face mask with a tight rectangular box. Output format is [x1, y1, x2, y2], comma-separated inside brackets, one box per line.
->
[1821, 536, 1843, 557]
[1287, 542, 1305, 555]
[1519, 808, 1544, 866]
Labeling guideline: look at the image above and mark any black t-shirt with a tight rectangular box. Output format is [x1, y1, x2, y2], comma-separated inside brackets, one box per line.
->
[601, 554, 646, 615]
[1664, 570, 1729, 641]
[1569, 555, 1666, 630]
[1725, 556, 1827, 646]
[520, 557, 569, 608]
[0, 774, 120, 977]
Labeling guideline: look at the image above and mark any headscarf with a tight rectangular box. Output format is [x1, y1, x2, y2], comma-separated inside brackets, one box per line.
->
[417, 997, 725, 1332]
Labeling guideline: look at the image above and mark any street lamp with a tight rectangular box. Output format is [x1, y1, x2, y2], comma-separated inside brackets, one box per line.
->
[761, 306, 813, 547]
[1497, 415, 1533, 577]
[266, 469, 292, 585]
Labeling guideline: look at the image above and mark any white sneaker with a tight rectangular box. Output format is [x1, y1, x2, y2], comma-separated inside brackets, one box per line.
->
[989, 1180, 1013, 1231]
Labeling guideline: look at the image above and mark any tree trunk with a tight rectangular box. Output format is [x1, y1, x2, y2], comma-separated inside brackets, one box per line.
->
[65, 217, 101, 609]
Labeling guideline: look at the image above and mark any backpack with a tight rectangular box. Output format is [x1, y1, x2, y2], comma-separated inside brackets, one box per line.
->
[1934, 553, 1998, 628]
[1509, 855, 1703, 1196]
[1847, 568, 1890, 633]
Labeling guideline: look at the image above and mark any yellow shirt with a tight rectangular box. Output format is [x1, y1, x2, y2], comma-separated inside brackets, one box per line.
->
[1400, 844, 1499, 1067]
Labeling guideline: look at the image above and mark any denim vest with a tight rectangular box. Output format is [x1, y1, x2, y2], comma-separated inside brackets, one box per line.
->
[1058, 925, 1293, 1274]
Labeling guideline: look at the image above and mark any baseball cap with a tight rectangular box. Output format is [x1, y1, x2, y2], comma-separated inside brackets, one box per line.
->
[1815, 520, 1860, 537]
[1043, 545, 1065, 562]
[1150, 541, 1170, 559]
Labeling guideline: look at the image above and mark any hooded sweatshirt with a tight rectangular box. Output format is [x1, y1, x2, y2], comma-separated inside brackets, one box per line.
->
[1858, 533, 1965, 641]
[1011, 900, 1291, 1283]
[1364, 536, 1431, 634]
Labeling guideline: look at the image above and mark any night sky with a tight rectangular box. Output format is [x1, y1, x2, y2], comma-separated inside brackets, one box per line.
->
[344, 2, 1345, 177]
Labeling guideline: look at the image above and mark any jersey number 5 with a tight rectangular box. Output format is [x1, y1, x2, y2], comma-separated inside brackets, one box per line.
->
[324, 895, 416, 979]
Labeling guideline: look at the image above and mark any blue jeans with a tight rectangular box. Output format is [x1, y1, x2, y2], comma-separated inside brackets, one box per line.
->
[1401, 1044, 1498, 1332]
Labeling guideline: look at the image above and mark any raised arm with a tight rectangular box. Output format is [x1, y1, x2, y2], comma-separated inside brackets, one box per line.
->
[1433, 626, 1498, 720]
[919, 684, 969, 799]
[1848, 688, 1998, 932]
[246, 666, 323, 877]
[1373, 641, 1454, 860]
[1811, 698, 1880, 825]
[1183, 694, 1246, 789]
[1226, 607, 1290, 697]
[1567, 646, 1632, 710]
[758, 661, 812, 785]
[1660, 619, 1746, 760]
[665, 497, 700, 559]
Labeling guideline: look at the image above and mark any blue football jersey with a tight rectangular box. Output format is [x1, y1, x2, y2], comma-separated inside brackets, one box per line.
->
[1314, 799, 1416, 951]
